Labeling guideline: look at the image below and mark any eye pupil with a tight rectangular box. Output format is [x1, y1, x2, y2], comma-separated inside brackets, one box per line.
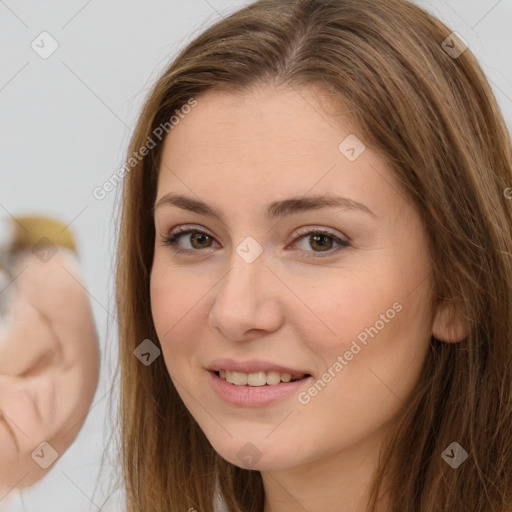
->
[191, 232, 211, 248]
[310, 234, 332, 251]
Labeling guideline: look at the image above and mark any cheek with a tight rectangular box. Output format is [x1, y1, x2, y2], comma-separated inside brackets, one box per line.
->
[330, 278, 432, 406]
[294, 263, 432, 384]
[292, 269, 402, 355]
[150, 258, 190, 333]
[149, 263, 205, 366]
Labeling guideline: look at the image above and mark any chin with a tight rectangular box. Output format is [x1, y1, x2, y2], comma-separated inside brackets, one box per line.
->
[208, 435, 302, 472]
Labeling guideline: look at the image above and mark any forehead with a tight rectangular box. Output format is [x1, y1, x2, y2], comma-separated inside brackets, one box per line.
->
[158, 85, 364, 182]
[154, 85, 404, 225]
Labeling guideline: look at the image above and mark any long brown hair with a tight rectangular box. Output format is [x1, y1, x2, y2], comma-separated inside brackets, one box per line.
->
[114, 0, 512, 510]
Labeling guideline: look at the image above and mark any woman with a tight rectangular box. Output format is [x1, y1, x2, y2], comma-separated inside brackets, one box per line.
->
[114, 0, 512, 510]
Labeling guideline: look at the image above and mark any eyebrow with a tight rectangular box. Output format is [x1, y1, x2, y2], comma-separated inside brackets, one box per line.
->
[153, 192, 376, 220]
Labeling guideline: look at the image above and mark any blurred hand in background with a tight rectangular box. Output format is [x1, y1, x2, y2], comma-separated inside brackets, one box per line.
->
[0, 216, 99, 505]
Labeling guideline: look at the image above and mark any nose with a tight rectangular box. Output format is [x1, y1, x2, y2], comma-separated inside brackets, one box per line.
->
[208, 249, 284, 341]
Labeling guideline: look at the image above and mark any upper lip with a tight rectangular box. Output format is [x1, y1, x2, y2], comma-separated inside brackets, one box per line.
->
[207, 358, 311, 378]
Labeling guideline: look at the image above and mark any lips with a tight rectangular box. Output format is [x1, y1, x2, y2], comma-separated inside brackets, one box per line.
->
[207, 358, 311, 379]
[208, 370, 313, 406]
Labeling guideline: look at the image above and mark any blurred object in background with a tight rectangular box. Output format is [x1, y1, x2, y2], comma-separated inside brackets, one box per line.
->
[0, 216, 99, 508]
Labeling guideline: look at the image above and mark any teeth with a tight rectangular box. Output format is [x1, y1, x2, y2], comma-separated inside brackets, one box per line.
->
[233, 371, 248, 385]
[218, 370, 304, 386]
[248, 372, 266, 386]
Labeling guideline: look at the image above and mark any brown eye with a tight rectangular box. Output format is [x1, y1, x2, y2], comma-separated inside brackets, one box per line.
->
[188, 232, 214, 249]
[292, 229, 349, 257]
[162, 226, 349, 258]
[309, 233, 334, 252]
[164, 228, 219, 253]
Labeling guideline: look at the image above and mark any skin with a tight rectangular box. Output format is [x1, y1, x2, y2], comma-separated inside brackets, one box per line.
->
[150, 85, 466, 512]
[0, 248, 99, 506]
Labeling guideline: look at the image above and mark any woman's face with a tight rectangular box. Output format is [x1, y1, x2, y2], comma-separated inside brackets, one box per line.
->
[150, 85, 435, 472]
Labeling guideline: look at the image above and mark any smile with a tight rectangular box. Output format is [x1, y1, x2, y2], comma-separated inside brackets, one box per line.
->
[216, 370, 307, 386]
[209, 370, 313, 407]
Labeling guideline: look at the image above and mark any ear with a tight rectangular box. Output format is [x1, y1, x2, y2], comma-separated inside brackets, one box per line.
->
[431, 299, 468, 343]
[0, 217, 99, 497]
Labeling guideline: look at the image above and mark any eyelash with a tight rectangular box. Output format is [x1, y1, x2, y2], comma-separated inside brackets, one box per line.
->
[161, 225, 350, 258]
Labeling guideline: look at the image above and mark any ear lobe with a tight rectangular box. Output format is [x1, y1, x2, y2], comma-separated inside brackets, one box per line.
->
[432, 300, 468, 343]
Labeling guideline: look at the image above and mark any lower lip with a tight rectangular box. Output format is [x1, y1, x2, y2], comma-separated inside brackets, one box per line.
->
[208, 370, 312, 407]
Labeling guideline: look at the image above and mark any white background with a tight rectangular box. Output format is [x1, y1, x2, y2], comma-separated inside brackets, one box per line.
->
[1, 1, 511, 510]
